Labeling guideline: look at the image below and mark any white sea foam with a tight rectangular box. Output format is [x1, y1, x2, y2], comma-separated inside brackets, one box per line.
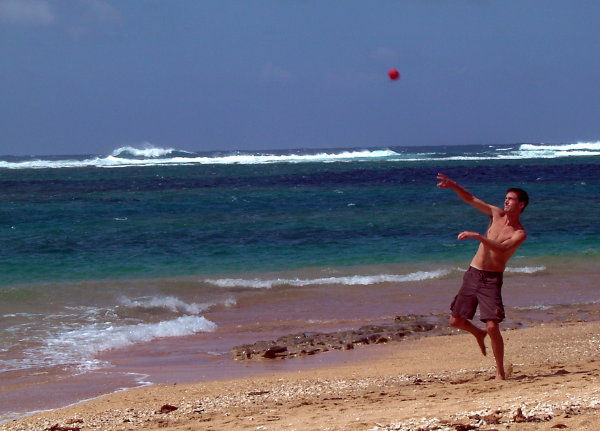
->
[223, 296, 237, 307]
[505, 265, 546, 274]
[391, 142, 600, 162]
[1, 142, 597, 170]
[0, 147, 401, 169]
[111, 145, 183, 158]
[514, 304, 553, 311]
[117, 295, 209, 315]
[203, 269, 452, 289]
[9, 315, 217, 373]
[520, 142, 600, 152]
[117, 295, 236, 314]
[510, 141, 600, 159]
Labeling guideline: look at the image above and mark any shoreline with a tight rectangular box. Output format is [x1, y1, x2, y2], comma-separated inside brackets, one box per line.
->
[2, 260, 600, 425]
[2, 297, 600, 425]
[3, 321, 600, 431]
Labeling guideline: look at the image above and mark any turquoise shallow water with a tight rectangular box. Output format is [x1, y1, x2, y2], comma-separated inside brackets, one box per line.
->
[1, 144, 598, 286]
[0, 143, 599, 421]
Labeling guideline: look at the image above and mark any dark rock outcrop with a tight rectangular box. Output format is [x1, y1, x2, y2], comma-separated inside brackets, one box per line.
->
[230, 314, 449, 361]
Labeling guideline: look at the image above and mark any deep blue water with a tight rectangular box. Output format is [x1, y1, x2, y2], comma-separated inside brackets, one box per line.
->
[1, 144, 599, 286]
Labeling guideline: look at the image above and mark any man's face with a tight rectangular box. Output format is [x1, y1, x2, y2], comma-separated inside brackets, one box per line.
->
[504, 191, 522, 213]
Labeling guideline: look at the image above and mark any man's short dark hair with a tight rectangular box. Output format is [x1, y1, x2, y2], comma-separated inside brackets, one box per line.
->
[507, 188, 529, 212]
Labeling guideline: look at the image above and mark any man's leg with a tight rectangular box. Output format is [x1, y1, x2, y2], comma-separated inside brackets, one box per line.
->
[449, 315, 487, 356]
[486, 319, 505, 380]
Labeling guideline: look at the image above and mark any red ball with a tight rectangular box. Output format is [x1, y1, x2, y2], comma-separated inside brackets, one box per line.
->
[388, 68, 400, 80]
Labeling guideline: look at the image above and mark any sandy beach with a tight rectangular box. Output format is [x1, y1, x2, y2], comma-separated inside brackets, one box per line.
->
[2, 320, 599, 431]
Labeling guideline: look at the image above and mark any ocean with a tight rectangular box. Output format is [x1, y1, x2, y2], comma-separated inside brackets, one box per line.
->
[1, 142, 599, 421]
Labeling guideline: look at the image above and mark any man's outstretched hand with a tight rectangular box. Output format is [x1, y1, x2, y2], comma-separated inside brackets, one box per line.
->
[436, 173, 457, 189]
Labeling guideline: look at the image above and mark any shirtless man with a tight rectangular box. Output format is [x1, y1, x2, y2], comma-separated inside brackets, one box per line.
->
[436, 173, 528, 380]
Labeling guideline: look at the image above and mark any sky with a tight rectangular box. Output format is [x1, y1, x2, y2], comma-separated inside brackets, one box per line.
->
[1, 0, 600, 156]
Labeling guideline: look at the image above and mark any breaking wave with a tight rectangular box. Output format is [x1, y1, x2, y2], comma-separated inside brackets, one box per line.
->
[505, 266, 547, 274]
[0, 146, 401, 169]
[5, 315, 217, 373]
[1, 141, 598, 170]
[203, 269, 453, 289]
[111, 145, 193, 159]
[118, 295, 209, 315]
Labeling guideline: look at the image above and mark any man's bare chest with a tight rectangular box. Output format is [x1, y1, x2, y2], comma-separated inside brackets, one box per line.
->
[486, 221, 517, 241]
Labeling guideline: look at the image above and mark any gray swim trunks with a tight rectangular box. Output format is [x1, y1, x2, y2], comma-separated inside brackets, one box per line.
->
[450, 266, 505, 322]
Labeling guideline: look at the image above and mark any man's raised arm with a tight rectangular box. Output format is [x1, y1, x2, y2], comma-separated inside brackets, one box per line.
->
[436, 173, 498, 216]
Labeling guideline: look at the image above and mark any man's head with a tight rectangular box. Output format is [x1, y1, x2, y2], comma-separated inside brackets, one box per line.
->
[505, 188, 529, 213]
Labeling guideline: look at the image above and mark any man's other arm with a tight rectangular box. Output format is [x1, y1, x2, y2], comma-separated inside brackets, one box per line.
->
[457, 230, 527, 254]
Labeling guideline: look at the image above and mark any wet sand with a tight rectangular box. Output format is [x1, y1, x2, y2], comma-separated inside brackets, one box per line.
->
[3, 320, 600, 431]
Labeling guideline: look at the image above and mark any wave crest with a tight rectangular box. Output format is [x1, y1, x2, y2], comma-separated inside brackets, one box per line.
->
[111, 145, 180, 159]
[0, 147, 401, 169]
[10, 315, 218, 373]
[514, 142, 600, 158]
[1, 142, 598, 170]
[505, 266, 546, 274]
[117, 295, 236, 315]
[118, 295, 208, 315]
[203, 269, 452, 289]
[519, 142, 600, 152]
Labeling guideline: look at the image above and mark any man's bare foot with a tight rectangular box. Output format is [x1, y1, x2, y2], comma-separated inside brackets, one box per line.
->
[475, 329, 487, 356]
[495, 372, 506, 380]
